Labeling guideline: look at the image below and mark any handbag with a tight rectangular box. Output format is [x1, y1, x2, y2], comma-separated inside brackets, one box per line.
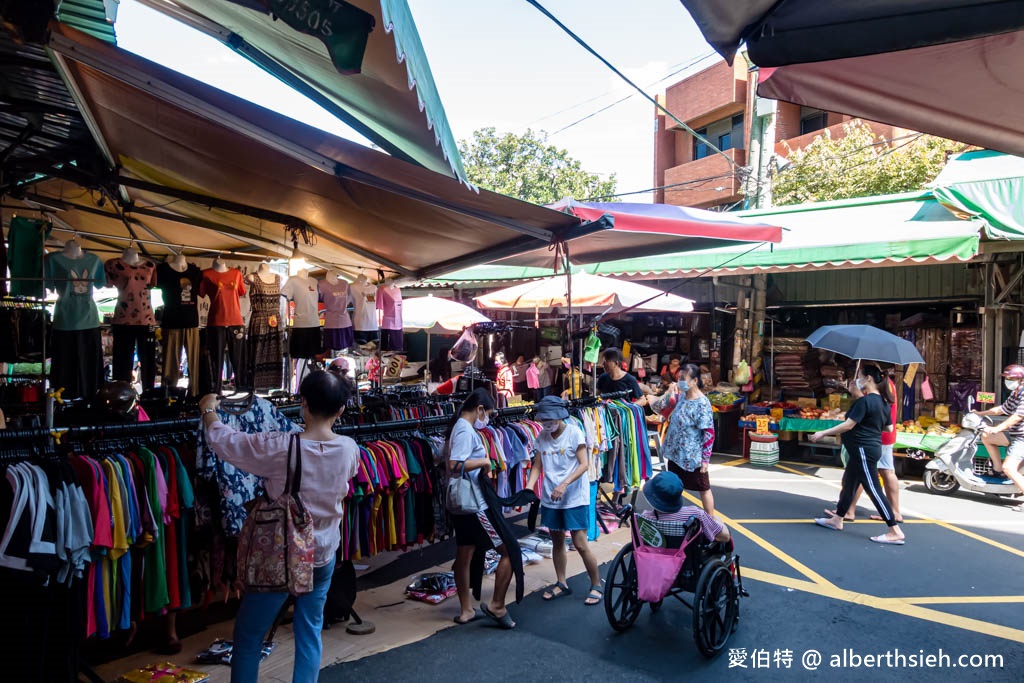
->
[445, 461, 484, 514]
[236, 433, 315, 595]
[631, 515, 691, 603]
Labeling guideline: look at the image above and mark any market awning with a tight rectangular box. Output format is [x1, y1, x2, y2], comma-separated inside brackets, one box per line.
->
[757, 30, 1024, 159]
[136, 0, 467, 182]
[930, 150, 1024, 241]
[22, 24, 581, 280]
[585, 192, 981, 277]
[677, 0, 1024, 66]
[497, 199, 783, 268]
[475, 272, 694, 314]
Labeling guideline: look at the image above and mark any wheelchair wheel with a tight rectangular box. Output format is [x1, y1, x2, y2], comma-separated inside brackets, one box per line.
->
[692, 559, 739, 659]
[604, 542, 643, 632]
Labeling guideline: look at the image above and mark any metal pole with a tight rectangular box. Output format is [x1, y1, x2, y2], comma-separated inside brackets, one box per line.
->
[564, 242, 576, 399]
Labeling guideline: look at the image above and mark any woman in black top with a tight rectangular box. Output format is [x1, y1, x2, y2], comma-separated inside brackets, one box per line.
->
[809, 364, 905, 545]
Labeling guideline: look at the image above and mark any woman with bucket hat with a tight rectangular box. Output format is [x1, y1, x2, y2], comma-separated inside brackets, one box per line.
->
[526, 395, 603, 605]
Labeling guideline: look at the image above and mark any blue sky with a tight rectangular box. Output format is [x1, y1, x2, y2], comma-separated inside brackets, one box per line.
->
[115, 0, 715, 201]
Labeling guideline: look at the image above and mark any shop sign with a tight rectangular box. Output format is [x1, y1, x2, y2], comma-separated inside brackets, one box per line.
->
[755, 416, 771, 434]
[977, 391, 996, 405]
[267, 0, 375, 74]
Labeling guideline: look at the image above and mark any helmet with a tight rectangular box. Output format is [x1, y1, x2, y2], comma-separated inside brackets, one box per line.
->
[95, 381, 139, 419]
[1002, 364, 1024, 380]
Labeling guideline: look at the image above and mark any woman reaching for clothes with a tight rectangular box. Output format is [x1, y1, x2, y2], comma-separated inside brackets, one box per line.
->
[811, 364, 906, 545]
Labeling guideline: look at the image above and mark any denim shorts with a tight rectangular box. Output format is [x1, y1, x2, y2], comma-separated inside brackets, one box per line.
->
[878, 444, 895, 470]
[541, 504, 589, 531]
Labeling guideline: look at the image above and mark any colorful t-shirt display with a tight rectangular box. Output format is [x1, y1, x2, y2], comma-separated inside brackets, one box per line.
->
[45, 251, 106, 330]
[105, 259, 157, 326]
[319, 279, 353, 329]
[156, 262, 202, 329]
[350, 279, 378, 331]
[376, 284, 403, 330]
[199, 268, 246, 327]
[281, 275, 320, 328]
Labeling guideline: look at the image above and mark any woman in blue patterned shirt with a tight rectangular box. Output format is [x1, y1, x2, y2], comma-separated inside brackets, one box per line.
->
[650, 363, 717, 516]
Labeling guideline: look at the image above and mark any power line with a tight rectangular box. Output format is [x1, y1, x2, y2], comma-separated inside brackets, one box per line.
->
[523, 0, 739, 171]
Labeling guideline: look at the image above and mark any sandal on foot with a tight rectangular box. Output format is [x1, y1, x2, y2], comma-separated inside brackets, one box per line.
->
[584, 585, 603, 606]
[542, 582, 572, 601]
[453, 608, 484, 625]
[814, 517, 842, 531]
[481, 603, 516, 629]
[869, 514, 904, 523]
[1010, 504, 1024, 513]
[870, 535, 905, 545]
[825, 508, 855, 522]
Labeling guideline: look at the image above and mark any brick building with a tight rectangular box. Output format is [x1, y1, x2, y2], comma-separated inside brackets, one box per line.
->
[653, 54, 908, 209]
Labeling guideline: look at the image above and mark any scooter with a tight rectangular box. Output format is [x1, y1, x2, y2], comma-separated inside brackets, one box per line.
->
[924, 412, 1023, 497]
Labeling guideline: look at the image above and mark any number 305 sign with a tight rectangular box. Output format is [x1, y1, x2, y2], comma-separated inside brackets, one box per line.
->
[268, 0, 375, 74]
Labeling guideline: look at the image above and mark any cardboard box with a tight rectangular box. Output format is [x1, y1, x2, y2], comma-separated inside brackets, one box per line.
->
[797, 397, 818, 409]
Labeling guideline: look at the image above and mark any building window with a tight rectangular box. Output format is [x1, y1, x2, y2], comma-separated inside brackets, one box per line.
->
[799, 107, 828, 135]
[693, 113, 743, 160]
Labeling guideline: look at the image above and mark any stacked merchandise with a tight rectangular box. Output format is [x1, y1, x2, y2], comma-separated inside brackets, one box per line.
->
[949, 327, 982, 416]
[769, 338, 823, 398]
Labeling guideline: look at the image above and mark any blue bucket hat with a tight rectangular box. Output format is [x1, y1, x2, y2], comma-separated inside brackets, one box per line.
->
[643, 472, 684, 514]
[534, 395, 569, 421]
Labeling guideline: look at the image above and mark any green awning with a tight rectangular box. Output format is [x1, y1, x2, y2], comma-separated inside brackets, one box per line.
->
[136, 0, 466, 183]
[58, 0, 117, 43]
[930, 150, 1024, 241]
[586, 192, 981, 277]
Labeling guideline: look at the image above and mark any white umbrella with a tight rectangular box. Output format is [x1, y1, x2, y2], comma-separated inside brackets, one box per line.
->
[403, 295, 490, 381]
[474, 272, 694, 314]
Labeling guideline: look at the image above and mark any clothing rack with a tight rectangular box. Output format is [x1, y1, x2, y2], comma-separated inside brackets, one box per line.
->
[0, 416, 199, 447]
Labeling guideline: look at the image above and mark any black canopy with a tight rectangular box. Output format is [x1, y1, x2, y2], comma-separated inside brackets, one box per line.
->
[679, 0, 1024, 66]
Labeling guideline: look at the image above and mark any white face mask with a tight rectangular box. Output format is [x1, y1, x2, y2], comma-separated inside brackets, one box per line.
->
[473, 413, 489, 430]
[1006, 379, 1020, 391]
[542, 420, 561, 434]
[855, 378, 866, 390]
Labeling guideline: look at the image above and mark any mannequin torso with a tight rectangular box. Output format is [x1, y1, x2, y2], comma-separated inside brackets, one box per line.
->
[121, 246, 141, 267]
[168, 253, 188, 273]
[62, 239, 83, 260]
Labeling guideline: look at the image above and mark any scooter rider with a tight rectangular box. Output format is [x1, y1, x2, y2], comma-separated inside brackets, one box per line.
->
[974, 364, 1024, 509]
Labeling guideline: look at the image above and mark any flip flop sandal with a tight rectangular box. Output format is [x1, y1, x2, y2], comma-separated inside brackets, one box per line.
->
[869, 515, 905, 523]
[824, 508, 855, 522]
[870, 535, 906, 545]
[584, 585, 603, 606]
[814, 517, 841, 531]
[481, 603, 516, 630]
[542, 582, 572, 601]
[453, 608, 484, 625]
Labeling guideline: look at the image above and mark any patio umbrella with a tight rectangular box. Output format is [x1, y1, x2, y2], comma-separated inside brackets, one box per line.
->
[475, 272, 694, 314]
[403, 295, 490, 381]
[805, 325, 924, 366]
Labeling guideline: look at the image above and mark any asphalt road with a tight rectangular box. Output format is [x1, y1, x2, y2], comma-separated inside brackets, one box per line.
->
[321, 456, 1023, 682]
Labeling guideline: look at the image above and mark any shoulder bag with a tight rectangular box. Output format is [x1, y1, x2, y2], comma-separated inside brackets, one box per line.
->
[446, 460, 484, 514]
[237, 433, 315, 595]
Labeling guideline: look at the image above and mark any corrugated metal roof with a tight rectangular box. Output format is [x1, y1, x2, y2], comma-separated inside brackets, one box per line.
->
[57, 0, 117, 44]
[0, 29, 94, 186]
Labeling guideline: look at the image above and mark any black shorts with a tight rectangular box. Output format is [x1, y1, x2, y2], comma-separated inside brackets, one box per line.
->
[289, 326, 323, 358]
[667, 460, 711, 492]
[452, 510, 502, 549]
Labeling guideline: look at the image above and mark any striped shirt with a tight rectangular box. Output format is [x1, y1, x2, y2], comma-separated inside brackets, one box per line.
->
[999, 388, 1024, 438]
[637, 507, 724, 547]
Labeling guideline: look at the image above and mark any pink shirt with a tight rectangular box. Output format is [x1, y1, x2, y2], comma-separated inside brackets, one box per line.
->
[205, 421, 360, 567]
[104, 259, 157, 326]
[376, 285, 403, 330]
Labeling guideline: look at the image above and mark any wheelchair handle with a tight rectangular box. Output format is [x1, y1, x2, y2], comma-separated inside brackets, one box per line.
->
[617, 504, 634, 521]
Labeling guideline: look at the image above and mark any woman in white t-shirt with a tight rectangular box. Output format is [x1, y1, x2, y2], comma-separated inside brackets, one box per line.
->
[526, 396, 602, 605]
[447, 388, 516, 628]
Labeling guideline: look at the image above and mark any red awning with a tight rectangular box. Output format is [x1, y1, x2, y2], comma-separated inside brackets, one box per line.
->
[498, 199, 783, 268]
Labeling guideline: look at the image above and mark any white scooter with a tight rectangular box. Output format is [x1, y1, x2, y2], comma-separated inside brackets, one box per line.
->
[923, 413, 1023, 497]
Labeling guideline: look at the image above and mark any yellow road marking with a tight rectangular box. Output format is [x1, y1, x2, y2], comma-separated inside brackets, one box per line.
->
[927, 519, 1024, 559]
[729, 519, 931, 524]
[683, 492, 835, 588]
[714, 459, 748, 468]
[899, 595, 1024, 605]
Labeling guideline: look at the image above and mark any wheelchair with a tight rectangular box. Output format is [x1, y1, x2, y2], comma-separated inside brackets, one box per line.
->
[603, 505, 749, 658]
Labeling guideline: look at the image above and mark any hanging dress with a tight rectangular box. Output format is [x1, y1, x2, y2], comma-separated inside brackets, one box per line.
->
[246, 274, 284, 390]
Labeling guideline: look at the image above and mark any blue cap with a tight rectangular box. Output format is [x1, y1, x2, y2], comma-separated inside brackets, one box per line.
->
[643, 472, 684, 514]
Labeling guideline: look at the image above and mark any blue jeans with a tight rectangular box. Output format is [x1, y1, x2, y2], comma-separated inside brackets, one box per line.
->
[231, 559, 335, 683]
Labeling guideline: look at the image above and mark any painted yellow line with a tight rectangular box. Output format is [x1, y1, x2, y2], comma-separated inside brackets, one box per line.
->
[743, 568, 1024, 644]
[714, 459, 748, 468]
[927, 519, 1024, 560]
[683, 492, 836, 588]
[728, 519, 934, 525]
[899, 595, 1024, 605]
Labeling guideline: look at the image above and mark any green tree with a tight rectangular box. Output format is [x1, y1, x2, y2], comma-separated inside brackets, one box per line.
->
[772, 120, 968, 206]
[459, 127, 617, 205]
